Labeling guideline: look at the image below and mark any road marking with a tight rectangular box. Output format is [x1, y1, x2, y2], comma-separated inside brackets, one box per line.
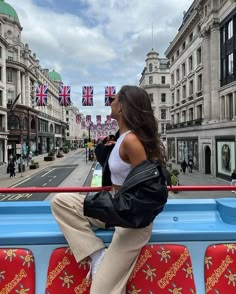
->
[11, 177, 32, 187]
[41, 169, 55, 177]
[43, 183, 47, 186]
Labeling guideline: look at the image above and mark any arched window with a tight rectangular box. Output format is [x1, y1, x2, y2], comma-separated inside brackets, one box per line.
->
[31, 118, 36, 131]
[23, 117, 28, 130]
[149, 63, 153, 72]
[8, 115, 20, 130]
[50, 124, 54, 134]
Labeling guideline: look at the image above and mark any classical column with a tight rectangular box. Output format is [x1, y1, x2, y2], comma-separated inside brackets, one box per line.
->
[16, 70, 21, 103]
[201, 28, 211, 122]
[25, 74, 31, 107]
[224, 95, 229, 120]
[21, 74, 25, 105]
[219, 96, 223, 121]
[210, 21, 220, 121]
[233, 92, 236, 118]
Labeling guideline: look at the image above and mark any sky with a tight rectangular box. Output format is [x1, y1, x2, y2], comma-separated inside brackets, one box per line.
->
[8, 0, 193, 123]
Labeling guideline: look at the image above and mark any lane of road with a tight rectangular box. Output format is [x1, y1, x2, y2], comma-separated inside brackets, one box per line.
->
[0, 150, 94, 202]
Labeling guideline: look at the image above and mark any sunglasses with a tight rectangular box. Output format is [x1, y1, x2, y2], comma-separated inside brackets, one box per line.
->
[108, 96, 116, 104]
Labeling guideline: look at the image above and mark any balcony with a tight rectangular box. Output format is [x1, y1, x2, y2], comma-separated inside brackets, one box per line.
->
[166, 118, 203, 130]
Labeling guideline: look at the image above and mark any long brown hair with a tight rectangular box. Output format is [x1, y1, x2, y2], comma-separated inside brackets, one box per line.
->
[118, 85, 166, 164]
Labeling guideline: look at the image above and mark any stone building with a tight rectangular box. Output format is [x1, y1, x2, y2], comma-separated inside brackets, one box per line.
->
[139, 49, 171, 144]
[0, 0, 81, 163]
[165, 0, 236, 179]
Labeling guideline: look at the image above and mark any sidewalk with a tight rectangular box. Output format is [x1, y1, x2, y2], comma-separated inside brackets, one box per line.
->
[169, 162, 232, 198]
[0, 149, 88, 188]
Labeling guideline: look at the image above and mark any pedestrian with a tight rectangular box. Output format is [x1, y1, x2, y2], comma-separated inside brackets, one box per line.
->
[231, 169, 236, 193]
[8, 160, 15, 178]
[188, 158, 193, 173]
[181, 159, 188, 174]
[51, 85, 169, 294]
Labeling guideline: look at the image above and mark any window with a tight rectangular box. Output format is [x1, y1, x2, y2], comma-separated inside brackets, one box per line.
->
[161, 109, 166, 119]
[228, 20, 233, 40]
[66, 118, 69, 122]
[189, 56, 193, 71]
[177, 89, 180, 102]
[189, 108, 194, 121]
[0, 90, 2, 106]
[176, 69, 180, 81]
[182, 111, 186, 122]
[197, 105, 202, 119]
[182, 85, 186, 98]
[161, 76, 165, 84]
[189, 32, 193, 42]
[8, 51, 14, 61]
[228, 53, 234, 74]
[66, 110, 69, 115]
[0, 66, 2, 81]
[176, 113, 180, 123]
[149, 76, 153, 84]
[171, 56, 174, 63]
[7, 70, 13, 83]
[149, 93, 153, 102]
[182, 63, 186, 77]
[7, 90, 14, 103]
[172, 93, 174, 104]
[0, 47, 2, 59]
[182, 42, 186, 50]
[8, 115, 20, 130]
[197, 74, 202, 92]
[171, 115, 174, 124]
[176, 49, 179, 57]
[161, 123, 165, 135]
[222, 27, 225, 44]
[67, 132, 70, 136]
[161, 93, 166, 103]
[189, 80, 194, 95]
[197, 47, 202, 65]
[149, 63, 153, 72]
[171, 74, 174, 85]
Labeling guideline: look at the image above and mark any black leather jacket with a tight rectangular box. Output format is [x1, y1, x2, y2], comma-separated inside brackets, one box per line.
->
[84, 160, 169, 228]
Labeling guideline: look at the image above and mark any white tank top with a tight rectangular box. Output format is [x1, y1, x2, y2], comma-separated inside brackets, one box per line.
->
[108, 130, 132, 185]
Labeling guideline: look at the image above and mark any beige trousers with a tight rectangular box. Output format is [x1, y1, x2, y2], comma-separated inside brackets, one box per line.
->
[51, 193, 152, 294]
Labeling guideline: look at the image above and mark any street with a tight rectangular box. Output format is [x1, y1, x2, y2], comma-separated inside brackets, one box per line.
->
[0, 149, 95, 202]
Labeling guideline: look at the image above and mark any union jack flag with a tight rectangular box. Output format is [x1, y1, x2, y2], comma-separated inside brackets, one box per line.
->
[96, 115, 101, 125]
[35, 84, 48, 106]
[86, 115, 91, 124]
[81, 120, 86, 129]
[59, 86, 71, 106]
[82, 86, 93, 106]
[106, 115, 111, 124]
[105, 86, 116, 106]
[76, 115, 81, 124]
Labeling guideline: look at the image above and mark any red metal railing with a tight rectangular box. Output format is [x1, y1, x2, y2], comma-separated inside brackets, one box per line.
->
[0, 186, 234, 193]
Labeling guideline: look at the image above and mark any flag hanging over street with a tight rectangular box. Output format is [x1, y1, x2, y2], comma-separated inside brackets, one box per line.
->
[59, 86, 71, 106]
[105, 86, 116, 106]
[82, 86, 93, 106]
[81, 120, 86, 129]
[96, 115, 101, 125]
[76, 114, 81, 124]
[106, 115, 111, 124]
[86, 115, 91, 124]
[35, 84, 48, 106]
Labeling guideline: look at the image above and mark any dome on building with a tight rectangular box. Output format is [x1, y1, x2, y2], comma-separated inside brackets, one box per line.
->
[0, 0, 19, 22]
[48, 70, 62, 82]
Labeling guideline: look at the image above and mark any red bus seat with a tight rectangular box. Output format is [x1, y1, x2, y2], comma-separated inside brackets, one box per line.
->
[45, 247, 91, 293]
[204, 243, 236, 294]
[0, 248, 35, 293]
[127, 244, 196, 293]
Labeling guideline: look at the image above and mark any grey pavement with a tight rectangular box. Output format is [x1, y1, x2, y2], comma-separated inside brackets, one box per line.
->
[0, 148, 94, 190]
[169, 162, 232, 199]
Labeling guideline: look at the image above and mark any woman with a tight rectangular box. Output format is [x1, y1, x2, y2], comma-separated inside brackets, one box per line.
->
[51, 85, 167, 294]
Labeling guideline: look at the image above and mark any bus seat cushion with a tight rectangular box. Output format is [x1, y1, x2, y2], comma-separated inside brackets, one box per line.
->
[127, 244, 196, 294]
[0, 248, 35, 293]
[205, 243, 236, 293]
[45, 247, 91, 293]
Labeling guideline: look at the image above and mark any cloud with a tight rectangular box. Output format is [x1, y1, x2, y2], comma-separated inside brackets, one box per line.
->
[8, 0, 193, 122]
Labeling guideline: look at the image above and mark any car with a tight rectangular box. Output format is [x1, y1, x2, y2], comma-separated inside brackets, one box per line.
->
[91, 162, 102, 187]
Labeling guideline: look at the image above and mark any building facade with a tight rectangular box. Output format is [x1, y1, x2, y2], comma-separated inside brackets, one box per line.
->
[0, 0, 83, 163]
[139, 49, 171, 144]
[165, 0, 236, 179]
